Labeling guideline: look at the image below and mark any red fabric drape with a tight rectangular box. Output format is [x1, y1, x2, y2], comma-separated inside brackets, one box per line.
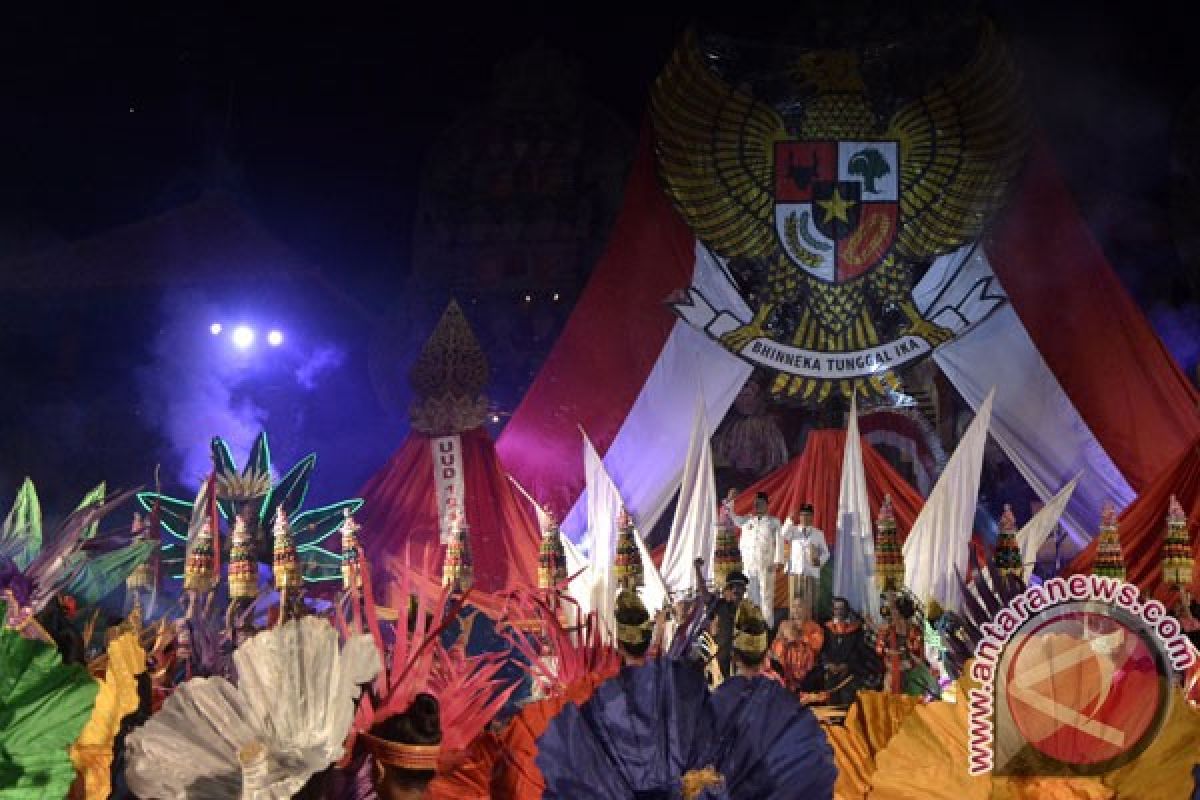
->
[1067, 434, 1200, 603]
[987, 141, 1200, 491]
[731, 430, 925, 548]
[730, 430, 929, 609]
[497, 127, 696, 516]
[356, 428, 541, 604]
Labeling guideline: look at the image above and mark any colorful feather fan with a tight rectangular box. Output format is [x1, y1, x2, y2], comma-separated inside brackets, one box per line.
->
[124, 616, 379, 799]
[0, 599, 99, 798]
[0, 481, 139, 626]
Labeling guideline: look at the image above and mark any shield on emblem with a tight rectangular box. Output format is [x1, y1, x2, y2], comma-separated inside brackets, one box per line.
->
[774, 140, 899, 284]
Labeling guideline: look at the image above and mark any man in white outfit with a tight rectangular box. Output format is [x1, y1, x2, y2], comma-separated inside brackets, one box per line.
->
[782, 503, 830, 620]
[726, 490, 784, 628]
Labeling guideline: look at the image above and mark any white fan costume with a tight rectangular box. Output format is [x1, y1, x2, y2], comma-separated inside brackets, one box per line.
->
[125, 616, 380, 799]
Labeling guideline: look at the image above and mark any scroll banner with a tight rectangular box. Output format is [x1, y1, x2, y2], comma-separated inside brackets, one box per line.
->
[430, 434, 465, 543]
[672, 244, 1006, 380]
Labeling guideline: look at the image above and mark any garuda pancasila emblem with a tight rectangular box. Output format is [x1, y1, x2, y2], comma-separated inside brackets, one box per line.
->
[651, 25, 1029, 401]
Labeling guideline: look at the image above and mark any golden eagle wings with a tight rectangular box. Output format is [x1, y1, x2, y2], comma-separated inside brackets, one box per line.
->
[650, 24, 1028, 265]
[649, 24, 1029, 401]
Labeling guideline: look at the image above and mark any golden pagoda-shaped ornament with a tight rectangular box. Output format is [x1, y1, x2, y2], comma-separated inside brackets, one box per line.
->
[442, 509, 474, 591]
[537, 508, 568, 591]
[612, 509, 644, 591]
[995, 504, 1023, 580]
[409, 300, 490, 435]
[712, 503, 743, 590]
[873, 495, 904, 592]
[340, 509, 364, 591]
[1092, 502, 1126, 580]
[1162, 495, 1193, 589]
[272, 512, 301, 591]
[227, 513, 258, 600]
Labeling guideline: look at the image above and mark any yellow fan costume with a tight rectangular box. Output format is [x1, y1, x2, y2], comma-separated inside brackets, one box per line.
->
[822, 661, 1200, 799]
[70, 631, 146, 800]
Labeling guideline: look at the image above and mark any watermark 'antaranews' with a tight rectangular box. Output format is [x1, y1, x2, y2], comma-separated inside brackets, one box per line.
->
[968, 574, 1196, 777]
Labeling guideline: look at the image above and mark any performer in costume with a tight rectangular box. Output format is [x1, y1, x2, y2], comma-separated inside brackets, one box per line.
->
[875, 590, 938, 698]
[726, 489, 785, 627]
[614, 588, 655, 667]
[772, 596, 824, 696]
[782, 502, 829, 620]
[731, 599, 782, 683]
[815, 596, 880, 706]
[125, 616, 380, 799]
[364, 693, 444, 800]
[693, 557, 747, 687]
[535, 641, 837, 798]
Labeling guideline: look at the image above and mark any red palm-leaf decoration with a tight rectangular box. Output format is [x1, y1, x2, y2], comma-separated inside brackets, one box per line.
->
[353, 551, 516, 755]
[498, 588, 619, 697]
[428, 645, 516, 752]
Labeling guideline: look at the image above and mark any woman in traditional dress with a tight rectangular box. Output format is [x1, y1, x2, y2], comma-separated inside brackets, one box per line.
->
[771, 597, 824, 696]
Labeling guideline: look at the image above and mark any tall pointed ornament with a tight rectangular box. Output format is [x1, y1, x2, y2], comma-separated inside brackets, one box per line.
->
[272, 511, 302, 623]
[1092, 502, 1126, 580]
[1162, 495, 1193, 589]
[125, 512, 157, 614]
[408, 300, 490, 436]
[537, 508, 568, 591]
[874, 495, 905, 593]
[612, 509, 644, 591]
[712, 504, 744, 590]
[340, 509, 363, 591]
[994, 504, 1023, 579]
[227, 514, 258, 601]
[442, 509, 474, 591]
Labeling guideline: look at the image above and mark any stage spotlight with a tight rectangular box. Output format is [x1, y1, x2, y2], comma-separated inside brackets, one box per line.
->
[210, 322, 223, 335]
[490, 414, 500, 423]
[232, 326, 256, 349]
[267, 330, 284, 347]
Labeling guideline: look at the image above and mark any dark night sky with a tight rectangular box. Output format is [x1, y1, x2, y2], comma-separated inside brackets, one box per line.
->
[1, 3, 1198, 510]
[4, 4, 1198, 306]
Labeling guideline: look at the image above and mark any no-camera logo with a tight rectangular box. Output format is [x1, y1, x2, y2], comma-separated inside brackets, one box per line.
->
[968, 575, 1196, 776]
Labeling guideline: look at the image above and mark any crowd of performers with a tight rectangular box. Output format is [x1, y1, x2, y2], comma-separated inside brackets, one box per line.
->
[2, 473, 1200, 798]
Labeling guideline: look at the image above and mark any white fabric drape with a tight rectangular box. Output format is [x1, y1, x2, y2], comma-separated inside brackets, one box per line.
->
[1017, 475, 1080, 582]
[561, 244, 752, 541]
[581, 431, 669, 641]
[904, 389, 995, 612]
[931, 252, 1134, 544]
[582, 430, 622, 639]
[659, 393, 717, 595]
[834, 398, 879, 623]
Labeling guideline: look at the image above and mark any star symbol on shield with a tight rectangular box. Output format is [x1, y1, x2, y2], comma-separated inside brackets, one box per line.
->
[818, 187, 856, 225]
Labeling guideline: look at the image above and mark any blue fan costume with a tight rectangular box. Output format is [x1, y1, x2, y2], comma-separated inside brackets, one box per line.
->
[536, 659, 836, 799]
